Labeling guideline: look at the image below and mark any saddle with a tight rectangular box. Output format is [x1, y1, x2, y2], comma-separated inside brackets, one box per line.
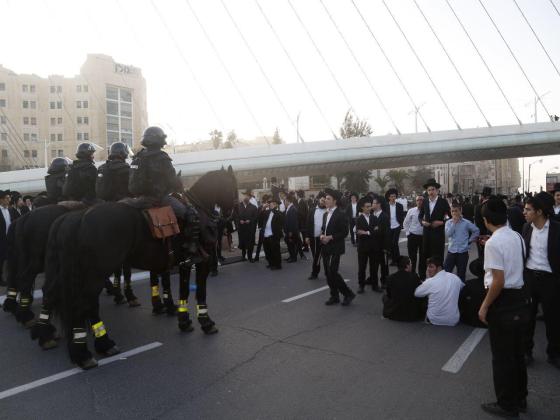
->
[57, 201, 88, 211]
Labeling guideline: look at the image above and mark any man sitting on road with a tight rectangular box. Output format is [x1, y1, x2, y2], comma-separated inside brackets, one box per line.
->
[383, 256, 426, 322]
[414, 257, 464, 326]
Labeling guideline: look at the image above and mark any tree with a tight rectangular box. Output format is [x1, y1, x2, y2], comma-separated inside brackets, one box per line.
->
[209, 129, 223, 149]
[272, 127, 283, 144]
[374, 175, 390, 192]
[223, 130, 237, 149]
[337, 110, 373, 193]
[410, 166, 434, 192]
[386, 169, 410, 193]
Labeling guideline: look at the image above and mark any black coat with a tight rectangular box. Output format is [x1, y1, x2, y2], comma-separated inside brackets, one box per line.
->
[263, 209, 284, 240]
[62, 159, 97, 202]
[419, 197, 450, 237]
[388, 202, 405, 228]
[0, 206, 18, 259]
[345, 202, 359, 220]
[284, 204, 299, 235]
[306, 206, 326, 239]
[370, 211, 391, 251]
[382, 270, 425, 322]
[355, 214, 378, 253]
[96, 159, 130, 202]
[522, 219, 560, 277]
[462, 202, 475, 222]
[45, 171, 66, 203]
[507, 204, 525, 234]
[129, 148, 181, 200]
[474, 200, 490, 237]
[321, 207, 348, 255]
[297, 198, 308, 231]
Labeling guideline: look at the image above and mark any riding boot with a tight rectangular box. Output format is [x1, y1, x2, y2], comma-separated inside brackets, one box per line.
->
[92, 321, 120, 356]
[177, 299, 194, 332]
[124, 287, 140, 307]
[151, 285, 165, 315]
[197, 304, 218, 334]
[16, 295, 35, 328]
[30, 308, 58, 350]
[2, 289, 18, 315]
[69, 327, 97, 370]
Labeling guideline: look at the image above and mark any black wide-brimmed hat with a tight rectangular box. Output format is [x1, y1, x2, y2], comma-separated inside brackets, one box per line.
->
[385, 188, 398, 199]
[552, 183, 560, 194]
[423, 178, 441, 189]
[481, 186, 492, 197]
[324, 188, 342, 202]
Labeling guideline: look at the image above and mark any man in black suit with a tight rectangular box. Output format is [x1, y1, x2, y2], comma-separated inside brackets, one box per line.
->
[0, 190, 19, 286]
[345, 193, 359, 245]
[552, 183, 560, 222]
[522, 192, 560, 369]
[475, 186, 492, 257]
[462, 197, 475, 222]
[355, 196, 375, 294]
[263, 197, 284, 270]
[254, 194, 270, 262]
[321, 188, 355, 306]
[284, 194, 299, 263]
[419, 178, 451, 280]
[370, 196, 391, 289]
[386, 188, 405, 266]
[296, 190, 309, 252]
[507, 195, 525, 234]
[236, 191, 258, 261]
[305, 192, 327, 279]
[382, 256, 425, 321]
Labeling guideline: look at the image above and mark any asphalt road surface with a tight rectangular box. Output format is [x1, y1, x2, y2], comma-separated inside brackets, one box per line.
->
[1, 239, 559, 420]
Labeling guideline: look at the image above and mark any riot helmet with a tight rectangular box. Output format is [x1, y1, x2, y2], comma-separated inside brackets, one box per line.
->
[76, 142, 96, 159]
[48, 157, 71, 174]
[109, 142, 131, 160]
[141, 126, 167, 148]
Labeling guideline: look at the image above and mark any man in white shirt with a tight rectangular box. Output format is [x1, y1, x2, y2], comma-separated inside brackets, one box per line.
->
[478, 198, 530, 418]
[403, 195, 424, 275]
[414, 256, 464, 326]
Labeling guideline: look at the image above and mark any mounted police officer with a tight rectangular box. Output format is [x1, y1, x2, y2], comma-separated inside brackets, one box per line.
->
[62, 142, 98, 204]
[45, 157, 71, 203]
[96, 142, 131, 202]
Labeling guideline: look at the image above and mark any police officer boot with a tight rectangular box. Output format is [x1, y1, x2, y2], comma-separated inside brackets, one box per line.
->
[16, 296, 35, 328]
[30, 308, 58, 350]
[163, 292, 177, 316]
[124, 287, 141, 307]
[197, 304, 218, 334]
[92, 321, 120, 356]
[2, 289, 17, 315]
[69, 328, 98, 370]
[177, 300, 194, 332]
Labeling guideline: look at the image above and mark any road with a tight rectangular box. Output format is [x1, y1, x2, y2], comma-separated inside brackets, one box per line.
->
[0, 239, 558, 419]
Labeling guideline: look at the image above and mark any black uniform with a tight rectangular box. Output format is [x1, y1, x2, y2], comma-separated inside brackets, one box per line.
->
[45, 172, 67, 203]
[129, 149, 180, 200]
[62, 159, 97, 202]
[263, 208, 284, 269]
[96, 159, 130, 202]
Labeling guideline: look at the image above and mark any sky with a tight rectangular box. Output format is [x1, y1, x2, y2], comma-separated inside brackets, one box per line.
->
[1, 0, 559, 190]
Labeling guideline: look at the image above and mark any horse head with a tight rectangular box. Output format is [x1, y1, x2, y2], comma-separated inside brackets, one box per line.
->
[188, 165, 238, 215]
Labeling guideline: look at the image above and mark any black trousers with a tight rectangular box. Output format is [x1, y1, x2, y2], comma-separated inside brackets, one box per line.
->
[358, 249, 375, 287]
[421, 229, 445, 278]
[487, 289, 530, 412]
[285, 234, 299, 260]
[390, 227, 401, 262]
[525, 269, 560, 357]
[323, 252, 352, 299]
[263, 236, 281, 268]
[349, 218, 356, 244]
[254, 229, 265, 259]
[407, 233, 423, 276]
[309, 237, 323, 276]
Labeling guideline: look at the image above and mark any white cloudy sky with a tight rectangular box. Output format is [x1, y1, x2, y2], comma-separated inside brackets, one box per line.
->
[1, 0, 559, 190]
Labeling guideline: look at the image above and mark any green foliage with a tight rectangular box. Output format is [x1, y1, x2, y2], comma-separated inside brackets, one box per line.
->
[410, 166, 434, 191]
[374, 175, 390, 192]
[386, 169, 409, 193]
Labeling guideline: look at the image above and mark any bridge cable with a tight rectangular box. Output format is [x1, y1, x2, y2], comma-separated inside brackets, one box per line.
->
[445, 0, 522, 125]
[287, 0, 354, 114]
[414, 0, 491, 128]
[350, 0, 431, 132]
[254, 0, 340, 140]
[512, 0, 560, 81]
[478, 0, 553, 122]
[219, 0, 302, 143]
[549, 0, 560, 18]
[319, 0, 401, 135]
[382, 0, 461, 130]
[149, 0, 225, 131]
[184, 0, 270, 145]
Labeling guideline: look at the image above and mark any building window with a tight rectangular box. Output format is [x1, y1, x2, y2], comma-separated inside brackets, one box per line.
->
[30, 101, 36, 109]
[31, 133, 37, 141]
[51, 149, 57, 159]
[77, 117, 81, 124]
[22, 84, 28, 92]
[57, 101, 62, 109]
[77, 133, 82, 141]
[76, 101, 81, 109]
[1, 150, 7, 158]
[106, 86, 133, 147]
[50, 86, 55, 93]
[83, 116, 89, 124]
[57, 117, 62, 124]
[23, 117, 29, 125]
[24, 133, 30, 141]
[77, 100, 88, 109]
[31, 117, 36, 125]
[57, 86, 62, 93]
[1, 133, 7, 141]
[50, 133, 56, 142]
[23, 100, 29, 109]
[58, 149, 64, 157]
[30, 84, 36, 93]
[83, 100, 88, 108]
[76, 85, 82, 93]
[0, 116, 6, 124]
[83, 85, 88, 92]
[32, 150, 37, 158]
[24, 150, 30, 158]
[0, 83, 5, 91]
[0, 99, 6, 107]
[50, 101, 55, 109]
[83, 132, 89, 141]
[50, 117, 56, 126]
[57, 133, 63, 141]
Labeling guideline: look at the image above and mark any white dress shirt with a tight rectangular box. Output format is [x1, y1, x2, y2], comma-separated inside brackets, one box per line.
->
[483, 226, 525, 289]
[389, 203, 399, 229]
[526, 220, 552, 273]
[414, 270, 464, 326]
[554, 205, 560, 216]
[428, 197, 438, 215]
[264, 211, 274, 238]
[403, 207, 423, 236]
[313, 207, 327, 238]
[351, 202, 357, 218]
[1, 206, 11, 234]
[373, 209, 382, 218]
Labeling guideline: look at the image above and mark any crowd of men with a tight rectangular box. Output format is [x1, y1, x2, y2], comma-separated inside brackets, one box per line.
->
[227, 177, 560, 418]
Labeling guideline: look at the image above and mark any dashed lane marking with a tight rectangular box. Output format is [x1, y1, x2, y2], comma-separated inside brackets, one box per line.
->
[0, 341, 163, 400]
[282, 280, 351, 303]
[441, 328, 487, 374]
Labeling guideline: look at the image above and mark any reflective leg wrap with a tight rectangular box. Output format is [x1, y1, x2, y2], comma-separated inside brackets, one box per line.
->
[69, 328, 96, 368]
[30, 308, 57, 348]
[2, 289, 18, 314]
[16, 296, 35, 325]
[92, 322, 119, 356]
[197, 304, 217, 334]
[177, 300, 194, 332]
[91, 321, 107, 338]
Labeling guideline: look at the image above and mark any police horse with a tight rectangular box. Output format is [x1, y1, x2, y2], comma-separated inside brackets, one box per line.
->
[32, 166, 238, 369]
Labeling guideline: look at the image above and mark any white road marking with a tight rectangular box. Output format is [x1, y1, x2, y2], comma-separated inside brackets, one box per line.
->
[282, 280, 351, 303]
[441, 328, 487, 374]
[0, 341, 163, 400]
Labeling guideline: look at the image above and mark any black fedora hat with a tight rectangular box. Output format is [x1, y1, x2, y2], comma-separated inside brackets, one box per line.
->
[423, 178, 441, 189]
[552, 183, 560, 194]
[481, 186, 492, 197]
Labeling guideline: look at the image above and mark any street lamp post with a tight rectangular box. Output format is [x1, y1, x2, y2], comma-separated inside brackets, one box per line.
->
[527, 158, 543, 193]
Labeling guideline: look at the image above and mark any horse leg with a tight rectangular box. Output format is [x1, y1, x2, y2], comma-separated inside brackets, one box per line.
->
[68, 306, 97, 370]
[122, 264, 140, 307]
[112, 269, 125, 305]
[161, 271, 177, 316]
[2, 288, 18, 315]
[151, 271, 165, 315]
[30, 303, 58, 350]
[15, 266, 37, 328]
[195, 262, 218, 334]
[90, 300, 120, 357]
[4, 222, 18, 315]
[177, 264, 194, 332]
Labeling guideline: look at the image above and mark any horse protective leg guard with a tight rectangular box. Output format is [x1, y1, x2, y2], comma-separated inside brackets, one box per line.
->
[151, 284, 165, 315]
[197, 304, 218, 334]
[92, 321, 120, 356]
[177, 300, 194, 332]
[16, 296, 35, 328]
[2, 289, 18, 315]
[162, 292, 177, 316]
[30, 308, 58, 350]
[69, 328, 97, 370]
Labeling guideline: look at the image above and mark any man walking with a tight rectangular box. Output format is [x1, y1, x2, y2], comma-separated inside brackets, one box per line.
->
[263, 197, 283, 270]
[444, 204, 479, 282]
[345, 193, 359, 246]
[386, 188, 405, 266]
[284, 194, 299, 263]
[305, 192, 327, 279]
[403, 195, 424, 276]
[237, 191, 258, 262]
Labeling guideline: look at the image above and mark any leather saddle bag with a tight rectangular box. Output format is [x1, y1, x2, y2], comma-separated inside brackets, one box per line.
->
[144, 206, 180, 240]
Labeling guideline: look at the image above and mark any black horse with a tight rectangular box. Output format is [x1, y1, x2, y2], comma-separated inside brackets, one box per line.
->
[34, 166, 238, 369]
